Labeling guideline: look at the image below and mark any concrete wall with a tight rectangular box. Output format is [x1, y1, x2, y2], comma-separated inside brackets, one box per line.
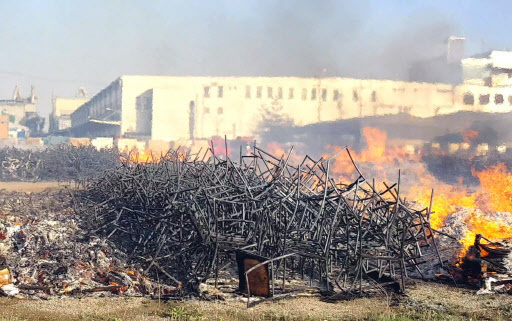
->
[54, 97, 89, 116]
[50, 97, 89, 132]
[136, 89, 153, 136]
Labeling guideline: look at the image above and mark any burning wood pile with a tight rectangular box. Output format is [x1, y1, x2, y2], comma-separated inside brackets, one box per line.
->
[455, 234, 512, 294]
[72, 145, 443, 300]
[0, 145, 119, 181]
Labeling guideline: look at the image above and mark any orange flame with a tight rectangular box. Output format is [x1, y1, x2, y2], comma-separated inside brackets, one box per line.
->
[474, 163, 512, 212]
[410, 163, 512, 256]
[120, 149, 188, 163]
[323, 126, 512, 258]
[266, 142, 286, 158]
[325, 127, 414, 180]
[461, 129, 479, 144]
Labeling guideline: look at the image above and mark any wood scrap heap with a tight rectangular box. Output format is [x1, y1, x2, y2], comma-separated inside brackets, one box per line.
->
[74, 145, 443, 299]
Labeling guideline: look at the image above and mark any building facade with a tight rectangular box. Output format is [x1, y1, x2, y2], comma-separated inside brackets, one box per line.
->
[50, 96, 90, 133]
[70, 72, 512, 141]
[0, 86, 39, 138]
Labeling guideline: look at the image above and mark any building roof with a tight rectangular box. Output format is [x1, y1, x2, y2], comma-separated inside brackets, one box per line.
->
[464, 50, 512, 69]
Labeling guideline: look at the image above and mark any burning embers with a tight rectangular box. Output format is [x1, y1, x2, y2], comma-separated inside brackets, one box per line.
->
[456, 234, 512, 294]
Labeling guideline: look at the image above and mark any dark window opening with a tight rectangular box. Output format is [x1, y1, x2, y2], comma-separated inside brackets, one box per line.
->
[289, 88, 294, 99]
[267, 87, 273, 98]
[204, 86, 210, 98]
[371, 91, 377, 102]
[245, 85, 251, 98]
[321, 89, 327, 101]
[479, 94, 490, 105]
[509, 95, 512, 105]
[257, 86, 262, 98]
[278, 87, 283, 99]
[218, 86, 223, 98]
[353, 90, 359, 102]
[311, 88, 317, 100]
[495, 94, 504, 104]
[463, 93, 474, 105]
[333, 90, 340, 101]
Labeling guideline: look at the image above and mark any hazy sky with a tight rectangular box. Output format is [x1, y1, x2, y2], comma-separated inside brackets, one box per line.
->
[0, 0, 511, 117]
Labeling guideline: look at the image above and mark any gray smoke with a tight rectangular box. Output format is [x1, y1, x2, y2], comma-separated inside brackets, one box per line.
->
[0, 1, 460, 117]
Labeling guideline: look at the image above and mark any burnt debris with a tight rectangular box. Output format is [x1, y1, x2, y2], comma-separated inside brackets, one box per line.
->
[0, 145, 118, 181]
[73, 144, 443, 300]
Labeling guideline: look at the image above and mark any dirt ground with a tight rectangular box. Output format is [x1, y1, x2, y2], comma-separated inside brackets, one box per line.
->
[1, 281, 512, 321]
[0, 181, 72, 193]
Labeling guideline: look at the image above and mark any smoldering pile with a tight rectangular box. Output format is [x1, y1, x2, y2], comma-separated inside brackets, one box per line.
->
[0, 190, 179, 298]
[73, 145, 444, 300]
[0, 145, 119, 182]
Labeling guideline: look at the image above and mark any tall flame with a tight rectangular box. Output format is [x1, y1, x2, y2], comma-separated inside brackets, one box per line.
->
[322, 126, 512, 257]
[474, 163, 512, 212]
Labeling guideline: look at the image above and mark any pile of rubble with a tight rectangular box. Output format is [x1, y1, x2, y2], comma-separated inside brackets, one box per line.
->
[0, 145, 119, 181]
[0, 190, 179, 298]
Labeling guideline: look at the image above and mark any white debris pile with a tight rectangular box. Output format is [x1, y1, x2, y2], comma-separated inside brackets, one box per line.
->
[0, 190, 180, 298]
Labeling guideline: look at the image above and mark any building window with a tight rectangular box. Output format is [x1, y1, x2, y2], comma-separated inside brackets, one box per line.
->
[463, 93, 474, 105]
[204, 107, 210, 114]
[217, 107, 223, 114]
[479, 94, 490, 105]
[218, 86, 223, 98]
[353, 90, 359, 102]
[302, 88, 307, 100]
[321, 89, 327, 101]
[204, 86, 210, 98]
[495, 94, 504, 104]
[257, 86, 262, 98]
[371, 91, 377, 102]
[333, 90, 340, 101]
[245, 85, 251, 98]
[311, 88, 317, 100]
[289, 88, 294, 99]
[509, 95, 512, 105]
[278, 87, 283, 99]
[267, 87, 273, 98]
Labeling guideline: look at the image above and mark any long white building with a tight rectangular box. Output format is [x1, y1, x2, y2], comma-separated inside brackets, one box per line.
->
[70, 52, 512, 141]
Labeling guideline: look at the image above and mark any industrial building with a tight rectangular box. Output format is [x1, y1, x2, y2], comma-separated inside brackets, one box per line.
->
[49, 88, 89, 133]
[0, 86, 43, 138]
[69, 56, 512, 142]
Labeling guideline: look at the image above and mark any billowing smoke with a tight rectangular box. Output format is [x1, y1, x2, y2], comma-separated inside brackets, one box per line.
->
[155, 1, 459, 80]
[0, 1, 459, 117]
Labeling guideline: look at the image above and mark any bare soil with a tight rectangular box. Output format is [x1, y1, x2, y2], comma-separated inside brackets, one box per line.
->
[0, 182, 72, 193]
